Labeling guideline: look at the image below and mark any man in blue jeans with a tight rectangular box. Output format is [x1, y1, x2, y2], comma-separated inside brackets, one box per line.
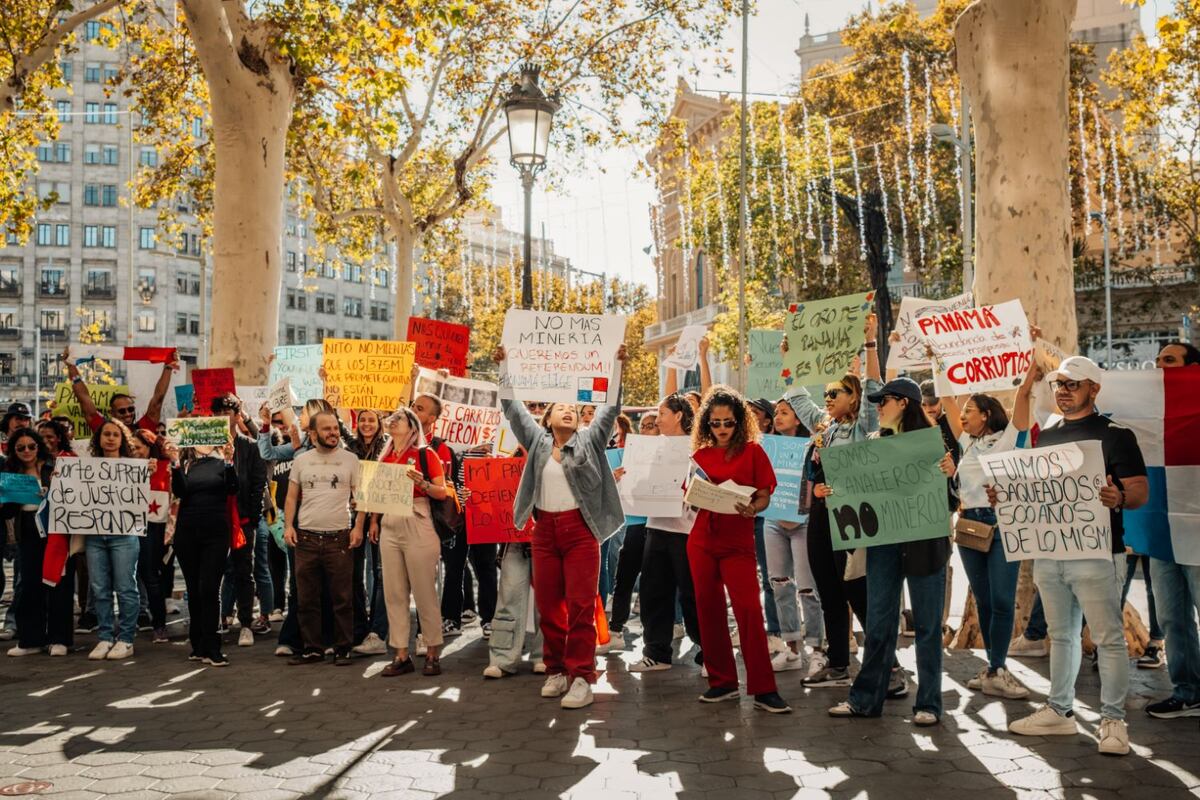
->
[1005, 357, 1149, 757]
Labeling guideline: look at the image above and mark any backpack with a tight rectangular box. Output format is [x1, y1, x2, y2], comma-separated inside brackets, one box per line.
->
[417, 441, 465, 545]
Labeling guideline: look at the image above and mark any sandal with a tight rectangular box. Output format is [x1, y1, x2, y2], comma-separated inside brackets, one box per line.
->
[381, 657, 414, 677]
[422, 656, 441, 676]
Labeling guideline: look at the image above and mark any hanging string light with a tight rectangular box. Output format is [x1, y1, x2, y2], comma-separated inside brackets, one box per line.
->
[712, 145, 732, 277]
[825, 119, 838, 281]
[850, 135, 867, 261]
[1091, 104, 1109, 230]
[680, 137, 692, 299]
[893, 154, 910, 264]
[922, 61, 936, 226]
[777, 103, 795, 223]
[1109, 129, 1126, 257]
[748, 110, 761, 203]
[948, 83, 965, 237]
[901, 51, 920, 208]
[801, 97, 817, 239]
[873, 142, 894, 265]
[1077, 86, 1092, 235]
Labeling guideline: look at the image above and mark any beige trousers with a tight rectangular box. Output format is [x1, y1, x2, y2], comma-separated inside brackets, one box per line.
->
[379, 497, 444, 651]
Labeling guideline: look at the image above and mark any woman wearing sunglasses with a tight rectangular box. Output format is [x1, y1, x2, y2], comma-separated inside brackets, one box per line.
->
[688, 386, 791, 713]
[781, 313, 881, 688]
[828, 377, 953, 726]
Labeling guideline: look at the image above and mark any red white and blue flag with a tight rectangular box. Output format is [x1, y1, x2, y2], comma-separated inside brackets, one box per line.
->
[577, 377, 609, 403]
[68, 345, 176, 365]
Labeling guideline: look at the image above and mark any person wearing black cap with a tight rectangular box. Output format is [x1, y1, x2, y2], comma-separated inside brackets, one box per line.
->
[829, 377, 953, 727]
[1, 402, 32, 441]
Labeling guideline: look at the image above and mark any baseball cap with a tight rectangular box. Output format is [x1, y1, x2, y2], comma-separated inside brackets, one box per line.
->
[866, 378, 923, 406]
[1047, 356, 1104, 385]
[748, 398, 775, 418]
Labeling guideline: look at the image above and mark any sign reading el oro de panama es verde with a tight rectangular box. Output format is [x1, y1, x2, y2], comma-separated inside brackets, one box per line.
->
[781, 291, 874, 386]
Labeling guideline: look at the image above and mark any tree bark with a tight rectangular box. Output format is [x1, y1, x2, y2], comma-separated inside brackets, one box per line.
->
[951, 591, 986, 649]
[181, 0, 294, 383]
[392, 227, 416, 338]
[954, 0, 1078, 352]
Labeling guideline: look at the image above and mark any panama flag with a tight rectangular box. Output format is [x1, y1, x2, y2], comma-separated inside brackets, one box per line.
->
[148, 459, 171, 523]
[68, 345, 176, 365]
[67, 345, 184, 419]
[577, 377, 609, 403]
[1093, 368, 1200, 566]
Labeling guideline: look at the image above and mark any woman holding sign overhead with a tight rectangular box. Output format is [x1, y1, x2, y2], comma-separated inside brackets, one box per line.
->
[492, 343, 628, 712]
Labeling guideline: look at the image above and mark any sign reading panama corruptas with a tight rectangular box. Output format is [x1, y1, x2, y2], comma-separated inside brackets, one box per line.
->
[918, 299, 1033, 395]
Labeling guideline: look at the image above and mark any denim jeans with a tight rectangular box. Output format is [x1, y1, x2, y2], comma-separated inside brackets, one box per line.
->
[848, 544, 946, 718]
[3, 545, 21, 631]
[1148, 558, 1200, 704]
[599, 524, 626, 604]
[221, 522, 274, 625]
[763, 520, 823, 646]
[367, 540, 388, 639]
[754, 516, 780, 636]
[489, 544, 543, 673]
[85, 535, 141, 644]
[1121, 554, 1162, 640]
[1025, 592, 1047, 641]
[958, 508, 1020, 671]
[1034, 555, 1128, 720]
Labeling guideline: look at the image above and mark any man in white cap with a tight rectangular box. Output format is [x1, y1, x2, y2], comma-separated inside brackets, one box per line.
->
[1004, 356, 1149, 755]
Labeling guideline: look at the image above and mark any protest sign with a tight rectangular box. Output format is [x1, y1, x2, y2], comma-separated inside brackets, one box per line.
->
[407, 317, 470, 377]
[605, 449, 647, 525]
[237, 385, 271, 417]
[887, 291, 974, 371]
[613, 434, 692, 518]
[979, 440, 1111, 561]
[48, 457, 152, 536]
[53, 382, 130, 439]
[323, 338, 416, 410]
[782, 291, 874, 386]
[127, 360, 184, 421]
[0, 473, 43, 506]
[414, 368, 501, 449]
[918, 299, 1033, 395]
[354, 461, 414, 516]
[663, 325, 708, 371]
[267, 377, 297, 413]
[270, 345, 324, 404]
[747, 329, 785, 399]
[499, 310, 626, 404]
[191, 368, 236, 415]
[464, 457, 535, 544]
[821, 427, 950, 551]
[166, 417, 230, 447]
[494, 416, 521, 457]
[760, 434, 811, 522]
[174, 384, 195, 415]
[684, 478, 755, 515]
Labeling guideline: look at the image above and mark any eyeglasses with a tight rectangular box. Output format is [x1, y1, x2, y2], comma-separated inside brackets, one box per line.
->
[14, 443, 37, 453]
[113, 406, 135, 417]
[271, 417, 285, 425]
[708, 419, 737, 429]
[823, 388, 848, 400]
[1051, 379, 1087, 392]
[877, 396, 902, 407]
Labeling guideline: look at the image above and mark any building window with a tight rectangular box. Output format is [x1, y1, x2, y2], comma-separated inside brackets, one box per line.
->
[40, 268, 66, 296]
[315, 327, 333, 342]
[103, 103, 118, 125]
[37, 224, 53, 246]
[85, 102, 100, 124]
[136, 311, 155, 332]
[139, 148, 157, 167]
[101, 184, 118, 207]
[54, 143, 70, 163]
[37, 181, 70, 204]
[286, 251, 296, 272]
[56, 224, 69, 246]
[83, 225, 99, 247]
[694, 252, 704, 308]
[85, 268, 113, 296]
[0, 308, 18, 332]
[101, 226, 116, 248]
[175, 313, 188, 334]
[343, 298, 362, 318]
[84, 20, 101, 40]
[102, 145, 118, 166]
[190, 234, 201, 256]
[84, 144, 100, 165]
[0, 267, 18, 296]
[139, 227, 155, 249]
[36, 144, 53, 163]
[85, 63, 101, 83]
[60, 60, 73, 82]
[103, 65, 119, 84]
[0, 353, 13, 376]
[192, 117, 203, 138]
[83, 184, 99, 206]
[40, 308, 65, 333]
[56, 100, 71, 123]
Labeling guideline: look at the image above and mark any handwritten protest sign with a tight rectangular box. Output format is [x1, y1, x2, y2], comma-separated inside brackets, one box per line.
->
[269, 345, 323, 405]
[407, 317, 470, 377]
[821, 427, 950, 551]
[354, 461, 414, 516]
[191, 368, 235, 415]
[166, 417, 230, 447]
[748, 330, 785, 399]
[237, 385, 271, 417]
[613, 434, 692, 518]
[760, 434, 811, 522]
[918, 299, 1032, 395]
[605, 449, 647, 525]
[979, 440, 1110, 561]
[782, 291, 874, 386]
[174, 385, 195, 415]
[494, 416, 520, 457]
[664, 325, 707, 370]
[323, 339, 416, 410]
[499, 310, 626, 404]
[48, 457, 152, 536]
[887, 291, 974, 371]
[414, 368, 501, 449]
[53, 382, 130, 439]
[464, 457, 535, 544]
[0, 473, 43, 506]
[267, 377, 297, 413]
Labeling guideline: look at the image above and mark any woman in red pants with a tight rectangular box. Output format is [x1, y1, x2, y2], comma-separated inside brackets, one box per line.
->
[689, 386, 791, 713]
[493, 344, 627, 711]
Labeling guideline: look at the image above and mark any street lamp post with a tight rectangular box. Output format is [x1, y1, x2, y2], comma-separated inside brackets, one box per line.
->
[931, 90, 973, 293]
[1090, 211, 1113, 366]
[503, 64, 560, 310]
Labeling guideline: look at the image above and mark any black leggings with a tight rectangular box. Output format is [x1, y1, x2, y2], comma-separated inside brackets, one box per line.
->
[175, 517, 229, 659]
[137, 522, 170, 629]
[807, 499, 868, 670]
[609, 524, 647, 632]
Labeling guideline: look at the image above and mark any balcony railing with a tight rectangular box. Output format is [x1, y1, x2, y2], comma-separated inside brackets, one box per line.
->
[38, 282, 68, 298]
[0, 280, 20, 297]
[83, 285, 116, 300]
[0, 328, 19, 339]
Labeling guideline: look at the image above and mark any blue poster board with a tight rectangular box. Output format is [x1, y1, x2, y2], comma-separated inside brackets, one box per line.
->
[759, 434, 811, 523]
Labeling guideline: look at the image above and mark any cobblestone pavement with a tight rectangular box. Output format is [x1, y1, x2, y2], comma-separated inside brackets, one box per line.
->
[2, 618, 1199, 800]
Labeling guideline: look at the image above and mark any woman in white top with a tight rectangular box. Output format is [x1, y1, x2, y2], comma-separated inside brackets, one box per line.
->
[937, 362, 1039, 699]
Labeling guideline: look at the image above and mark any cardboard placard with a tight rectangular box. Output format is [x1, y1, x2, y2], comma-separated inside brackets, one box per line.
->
[267, 377, 297, 413]
[166, 416, 230, 448]
[499, 310, 626, 404]
[52, 382, 131, 439]
[269, 345, 324, 405]
[174, 384, 195, 415]
[760, 434, 811, 522]
[464, 457, 535, 544]
[191, 368, 236, 416]
[605, 449, 647, 525]
[354, 460, 415, 516]
[236, 385, 271, 418]
[747, 329, 785, 400]
[0, 473, 43, 506]
[663, 324, 707, 370]
[414, 368, 501, 449]
[613, 434, 692, 518]
[407, 317, 470, 377]
[782, 292, 874, 386]
[918, 299, 1033, 395]
[887, 291, 974, 371]
[48, 457, 153, 536]
[322, 338, 416, 410]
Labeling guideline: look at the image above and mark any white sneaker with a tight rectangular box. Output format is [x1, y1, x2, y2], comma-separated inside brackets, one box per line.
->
[561, 677, 594, 709]
[106, 642, 134, 660]
[415, 633, 428, 656]
[673, 623, 687, 640]
[1009, 704, 1078, 736]
[540, 673, 570, 698]
[274, 644, 294, 657]
[806, 649, 829, 678]
[596, 633, 625, 655]
[967, 668, 987, 691]
[1009, 636, 1049, 658]
[771, 650, 804, 672]
[238, 628, 254, 647]
[88, 641, 113, 661]
[49, 644, 68, 657]
[533, 661, 547, 674]
[482, 665, 506, 679]
[767, 635, 789, 655]
[269, 609, 284, 622]
[352, 633, 387, 655]
[701, 665, 709, 678]
[629, 657, 671, 673]
[982, 667, 1030, 699]
[1097, 718, 1130, 756]
[7, 646, 41, 657]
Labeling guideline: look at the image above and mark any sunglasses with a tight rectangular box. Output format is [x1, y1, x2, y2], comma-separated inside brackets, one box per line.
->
[823, 388, 848, 400]
[1051, 379, 1087, 392]
[877, 395, 903, 406]
[708, 419, 737, 429]
[271, 417, 285, 425]
[14, 443, 37, 453]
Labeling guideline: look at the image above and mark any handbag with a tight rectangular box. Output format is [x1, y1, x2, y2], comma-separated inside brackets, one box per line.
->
[418, 446, 465, 545]
[954, 515, 995, 552]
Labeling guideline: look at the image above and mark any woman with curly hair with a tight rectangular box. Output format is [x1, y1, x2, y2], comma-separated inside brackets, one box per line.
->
[688, 386, 790, 713]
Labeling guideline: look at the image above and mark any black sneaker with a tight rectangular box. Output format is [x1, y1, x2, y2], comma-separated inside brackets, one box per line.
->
[481, 622, 492, 640]
[753, 692, 792, 714]
[75, 612, 98, 633]
[288, 650, 325, 666]
[333, 651, 353, 666]
[204, 653, 229, 667]
[1137, 645, 1165, 670]
[803, 667, 852, 688]
[1145, 697, 1200, 719]
[188, 651, 204, 662]
[699, 686, 740, 703]
[461, 609, 479, 624]
[886, 668, 909, 699]
[137, 613, 153, 631]
[250, 615, 272, 635]
[442, 620, 462, 638]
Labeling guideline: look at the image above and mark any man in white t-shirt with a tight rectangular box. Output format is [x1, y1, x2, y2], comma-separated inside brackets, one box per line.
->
[284, 411, 363, 666]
